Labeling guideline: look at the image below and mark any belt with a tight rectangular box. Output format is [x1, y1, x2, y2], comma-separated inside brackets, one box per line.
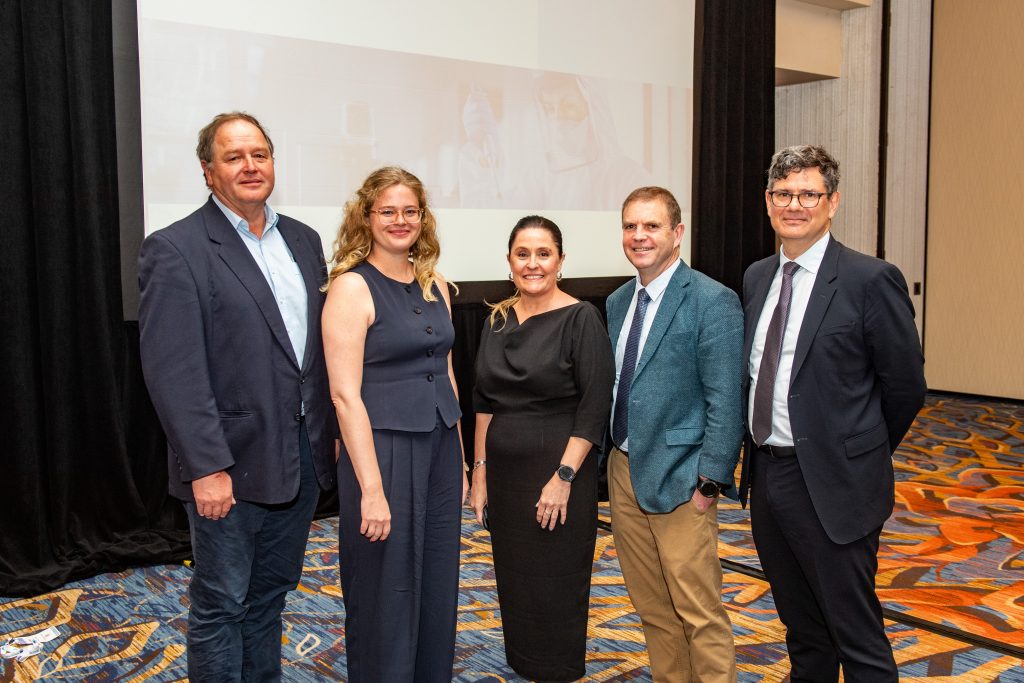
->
[757, 444, 797, 458]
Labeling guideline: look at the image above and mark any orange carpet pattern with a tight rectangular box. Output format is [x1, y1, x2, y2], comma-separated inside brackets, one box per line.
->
[718, 395, 1024, 652]
[2, 395, 1022, 680]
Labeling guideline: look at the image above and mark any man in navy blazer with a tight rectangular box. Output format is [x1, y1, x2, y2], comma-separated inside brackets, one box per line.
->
[139, 112, 336, 682]
[740, 146, 926, 682]
[606, 186, 744, 682]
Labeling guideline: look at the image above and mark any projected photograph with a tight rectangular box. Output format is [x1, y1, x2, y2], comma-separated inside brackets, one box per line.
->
[139, 20, 690, 215]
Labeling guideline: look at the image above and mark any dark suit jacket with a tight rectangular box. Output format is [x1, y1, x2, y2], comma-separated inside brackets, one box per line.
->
[606, 261, 745, 512]
[739, 236, 926, 544]
[138, 198, 336, 504]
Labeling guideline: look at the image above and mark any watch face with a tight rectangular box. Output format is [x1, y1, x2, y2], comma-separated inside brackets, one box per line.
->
[558, 465, 576, 482]
[699, 480, 720, 497]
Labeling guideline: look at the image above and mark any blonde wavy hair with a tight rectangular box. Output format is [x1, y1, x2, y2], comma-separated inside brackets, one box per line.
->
[324, 167, 447, 302]
[488, 215, 564, 328]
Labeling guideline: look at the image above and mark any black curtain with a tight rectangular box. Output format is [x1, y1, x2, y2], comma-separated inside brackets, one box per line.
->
[451, 303, 490, 464]
[1, 0, 188, 597]
[691, 0, 777, 294]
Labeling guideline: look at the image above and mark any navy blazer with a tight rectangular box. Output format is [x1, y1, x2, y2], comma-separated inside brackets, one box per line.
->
[139, 198, 336, 504]
[739, 237, 926, 544]
[606, 261, 745, 512]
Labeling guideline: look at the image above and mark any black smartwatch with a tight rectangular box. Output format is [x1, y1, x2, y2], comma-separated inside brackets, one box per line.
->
[557, 464, 576, 482]
[697, 478, 722, 498]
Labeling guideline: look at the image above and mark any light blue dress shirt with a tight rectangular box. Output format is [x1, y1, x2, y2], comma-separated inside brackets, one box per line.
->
[211, 195, 308, 369]
[611, 258, 682, 451]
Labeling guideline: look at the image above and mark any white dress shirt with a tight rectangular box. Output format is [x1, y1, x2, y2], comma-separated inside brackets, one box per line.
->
[612, 258, 681, 451]
[747, 233, 831, 446]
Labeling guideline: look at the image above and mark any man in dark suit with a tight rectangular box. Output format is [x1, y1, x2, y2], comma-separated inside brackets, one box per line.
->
[139, 112, 336, 682]
[740, 145, 926, 682]
[606, 186, 744, 682]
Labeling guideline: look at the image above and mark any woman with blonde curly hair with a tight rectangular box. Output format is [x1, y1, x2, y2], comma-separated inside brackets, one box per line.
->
[322, 166, 466, 682]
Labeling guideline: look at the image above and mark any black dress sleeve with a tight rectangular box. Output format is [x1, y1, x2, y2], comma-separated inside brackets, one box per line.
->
[569, 303, 615, 445]
[472, 317, 496, 414]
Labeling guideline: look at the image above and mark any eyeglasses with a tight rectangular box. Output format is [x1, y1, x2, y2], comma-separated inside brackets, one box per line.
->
[768, 191, 829, 208]
[369, 208, 424, 224]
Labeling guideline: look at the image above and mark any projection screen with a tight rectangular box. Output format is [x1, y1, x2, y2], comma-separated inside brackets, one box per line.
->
[137, 0, 695, 282]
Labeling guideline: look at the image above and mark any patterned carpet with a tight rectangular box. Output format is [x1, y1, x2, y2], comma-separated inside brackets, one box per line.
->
[718, 395, 1024, 653]
[3, 395, 1023, 681]
[4, 517, 1022, 681]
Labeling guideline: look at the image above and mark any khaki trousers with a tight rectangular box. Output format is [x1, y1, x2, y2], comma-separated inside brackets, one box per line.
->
[608, 448, 737, 683]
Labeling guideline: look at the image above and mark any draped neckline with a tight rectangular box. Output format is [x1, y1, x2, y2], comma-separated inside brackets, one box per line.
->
[509, 301, 582, 328]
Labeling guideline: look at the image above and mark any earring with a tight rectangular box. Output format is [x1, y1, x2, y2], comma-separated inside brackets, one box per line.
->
[508, 273, 513, 281]
[556, 272, 563, 281]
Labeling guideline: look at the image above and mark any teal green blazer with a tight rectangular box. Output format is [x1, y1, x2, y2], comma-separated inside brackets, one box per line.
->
[606, 260, 745, 512]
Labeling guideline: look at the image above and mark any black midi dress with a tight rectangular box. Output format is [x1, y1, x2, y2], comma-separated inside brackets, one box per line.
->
[473, 302, 614, 681]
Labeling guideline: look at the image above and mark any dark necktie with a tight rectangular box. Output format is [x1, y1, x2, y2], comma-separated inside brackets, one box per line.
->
[752, 261, 800, 445]
[612, 288, 650, 448]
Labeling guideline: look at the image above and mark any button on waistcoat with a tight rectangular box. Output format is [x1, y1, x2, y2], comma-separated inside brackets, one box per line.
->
[354, 262, 461, 432]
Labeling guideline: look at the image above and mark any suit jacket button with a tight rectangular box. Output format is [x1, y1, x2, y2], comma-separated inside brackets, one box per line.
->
[425, 326, 433, 334]
[427, 374, 434, 382]
[426, 348, 434, 357]
[413, 307, 422, 314]
[294, 412, 302, 421]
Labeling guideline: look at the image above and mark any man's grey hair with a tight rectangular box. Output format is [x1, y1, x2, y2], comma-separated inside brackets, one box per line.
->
[766, 145, 841, 194]
[196, 111, 274, 164]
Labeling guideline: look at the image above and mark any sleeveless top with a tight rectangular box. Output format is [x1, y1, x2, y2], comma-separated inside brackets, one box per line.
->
[353, 261, 461, 432]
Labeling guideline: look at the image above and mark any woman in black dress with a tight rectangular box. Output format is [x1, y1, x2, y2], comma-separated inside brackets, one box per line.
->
[470, 216, 614, 682]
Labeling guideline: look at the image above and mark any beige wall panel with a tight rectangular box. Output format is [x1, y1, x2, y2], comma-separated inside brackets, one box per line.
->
[776, 0, 842, 79]
[884, 0, 931, 339]
[775, 1, 882, 258]
[927, 0, 1024, 399]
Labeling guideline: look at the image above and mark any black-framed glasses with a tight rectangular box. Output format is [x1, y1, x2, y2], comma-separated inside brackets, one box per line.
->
[369, 208, 424, 224]
[769, 191, 829, 208]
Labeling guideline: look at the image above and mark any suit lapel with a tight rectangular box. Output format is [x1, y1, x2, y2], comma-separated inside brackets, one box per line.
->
[790, 236, 840, 382]
[634, 262, 690, 379]
[204, 200, 300, 370]
[743, 257, 777, 375]
[607, 286, 629, 347]
[279, 218, 322, 373]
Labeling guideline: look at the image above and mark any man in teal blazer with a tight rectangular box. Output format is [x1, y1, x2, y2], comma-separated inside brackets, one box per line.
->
[606, 186, 744, 682]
